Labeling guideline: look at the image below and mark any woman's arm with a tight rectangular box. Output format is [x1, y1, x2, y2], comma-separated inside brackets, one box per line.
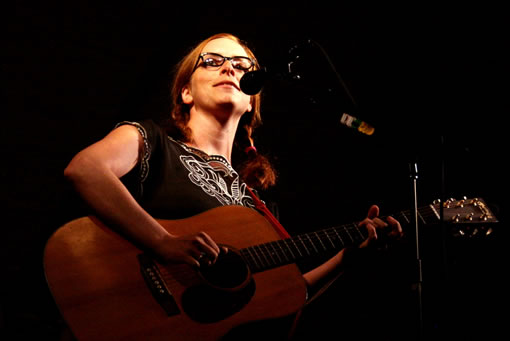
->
[64, 125, 222, 267]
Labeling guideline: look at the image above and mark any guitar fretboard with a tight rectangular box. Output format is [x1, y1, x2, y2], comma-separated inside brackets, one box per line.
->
[240, 204, 441, 273]
[240, 222, 366, 273]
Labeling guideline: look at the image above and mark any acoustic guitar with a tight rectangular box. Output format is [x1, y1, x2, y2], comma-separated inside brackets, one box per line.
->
[44, 198, 497, 340]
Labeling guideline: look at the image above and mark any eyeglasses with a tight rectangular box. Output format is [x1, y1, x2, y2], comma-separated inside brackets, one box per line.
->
[193, 52, 255, 72]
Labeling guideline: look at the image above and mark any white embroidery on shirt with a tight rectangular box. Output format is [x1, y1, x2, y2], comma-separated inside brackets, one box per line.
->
[180, 155, 253, 207]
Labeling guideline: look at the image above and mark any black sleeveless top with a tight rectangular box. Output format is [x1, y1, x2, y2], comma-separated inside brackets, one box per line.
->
[117, 120, 256, 220]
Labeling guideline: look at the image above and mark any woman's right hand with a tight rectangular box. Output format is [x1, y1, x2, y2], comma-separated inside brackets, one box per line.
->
[156, 232, 227, 268]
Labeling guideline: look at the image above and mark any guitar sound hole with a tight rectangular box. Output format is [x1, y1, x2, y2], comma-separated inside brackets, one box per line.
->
[182, 247, 255, 323]
[198, 247, 250, 290]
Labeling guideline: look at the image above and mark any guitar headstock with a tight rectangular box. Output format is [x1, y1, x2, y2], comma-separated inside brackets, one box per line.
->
[436, 197, 498, 224]
[433, 197, 498, 238]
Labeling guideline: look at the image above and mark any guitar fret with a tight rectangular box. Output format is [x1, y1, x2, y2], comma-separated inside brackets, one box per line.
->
[268, 242, 283, 264]
[333, 228, 345, 245]
[417, 210, 426, 224]
[297, 236, 311, 256]
[324, 230, 336, 248]
[245, 247, 262, 270]
[261, 243, 275, 266]
[305, 234, 319, 253]
[282, 239, 296, 260]
[421, 206, 438, 224]
[341, 227, 355, 244]
[398, 211, 411, 224]
[314, 231, 328, 251]
[429, 204, 441, 220]
[274, 241, 290, 263]
[256, 245, 271, 267]
[290, 238, 304, 258]
[352, 224, 366, 242]
[251, 246, 266, 269]
[241, 248, 259, 271]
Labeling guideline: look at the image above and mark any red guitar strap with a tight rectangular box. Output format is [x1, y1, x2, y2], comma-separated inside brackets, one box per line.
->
[246, 187, 291, 239]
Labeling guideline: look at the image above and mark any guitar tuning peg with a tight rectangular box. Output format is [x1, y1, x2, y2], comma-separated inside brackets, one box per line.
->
[451, 213, 461, 223]
[442, 198, 457, 208]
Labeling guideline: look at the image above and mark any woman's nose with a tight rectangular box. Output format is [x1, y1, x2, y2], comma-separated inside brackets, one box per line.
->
[219, 60, 236, 76]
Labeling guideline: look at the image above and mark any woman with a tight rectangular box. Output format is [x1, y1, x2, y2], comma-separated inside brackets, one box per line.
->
[64, 32, 402, 336]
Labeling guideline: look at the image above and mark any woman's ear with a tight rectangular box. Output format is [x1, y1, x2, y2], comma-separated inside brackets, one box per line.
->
[181, 85, 193, 105]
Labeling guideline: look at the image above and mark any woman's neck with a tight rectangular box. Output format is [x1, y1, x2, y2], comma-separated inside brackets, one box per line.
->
[187, 109, 241, 162]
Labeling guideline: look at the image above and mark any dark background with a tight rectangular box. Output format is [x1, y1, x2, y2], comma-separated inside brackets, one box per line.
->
[4, 1, 508, 340]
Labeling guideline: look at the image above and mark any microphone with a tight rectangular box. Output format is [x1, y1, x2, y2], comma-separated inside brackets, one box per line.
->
[240, 68, 268, 95]
[239, 40, 320, 95]
[340, 113, 375, 136]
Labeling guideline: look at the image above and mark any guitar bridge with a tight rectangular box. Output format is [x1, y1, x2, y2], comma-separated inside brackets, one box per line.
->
[137, 253, 180, 316]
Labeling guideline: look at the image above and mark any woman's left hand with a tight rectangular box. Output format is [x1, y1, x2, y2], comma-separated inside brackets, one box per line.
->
[358, 204, 403, 248]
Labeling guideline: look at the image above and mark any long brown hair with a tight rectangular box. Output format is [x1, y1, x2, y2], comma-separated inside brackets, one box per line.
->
[166, 33, 276, 190]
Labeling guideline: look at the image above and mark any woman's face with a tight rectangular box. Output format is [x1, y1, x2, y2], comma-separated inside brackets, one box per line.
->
[182, 38, 253, 118]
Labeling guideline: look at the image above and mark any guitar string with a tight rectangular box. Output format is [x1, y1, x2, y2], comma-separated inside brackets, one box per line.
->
[152, 203, 478, 289]
[219, 207, 439, 272]
[156, 205, 443, 277]
[237, 205, 445, 271]
[240, 224, 368, 271]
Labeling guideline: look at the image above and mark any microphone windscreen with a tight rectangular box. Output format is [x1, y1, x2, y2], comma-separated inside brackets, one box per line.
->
[240, 70, 267, 95]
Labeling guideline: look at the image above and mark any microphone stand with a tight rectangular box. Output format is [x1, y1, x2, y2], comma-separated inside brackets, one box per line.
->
[409, 161, 424, 340]
[287, 39, 429, 339]
[305, 39, 427, 339]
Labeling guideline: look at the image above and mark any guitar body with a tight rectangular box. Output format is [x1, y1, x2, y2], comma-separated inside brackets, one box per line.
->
[45, 197, 496, 340]
[44, 206, 307, 341]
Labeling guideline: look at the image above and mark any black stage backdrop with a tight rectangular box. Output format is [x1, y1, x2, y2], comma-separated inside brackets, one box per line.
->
[4, 1, 508, 340]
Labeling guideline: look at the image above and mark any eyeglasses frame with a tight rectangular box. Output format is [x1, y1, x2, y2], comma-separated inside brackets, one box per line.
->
[192, 52, 256, 73]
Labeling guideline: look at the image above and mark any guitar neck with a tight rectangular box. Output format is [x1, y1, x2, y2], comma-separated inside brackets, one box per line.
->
[240, 204, 441, 273]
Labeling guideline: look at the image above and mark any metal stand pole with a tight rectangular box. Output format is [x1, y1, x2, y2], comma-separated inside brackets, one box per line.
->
[409, 162, 424, 340]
